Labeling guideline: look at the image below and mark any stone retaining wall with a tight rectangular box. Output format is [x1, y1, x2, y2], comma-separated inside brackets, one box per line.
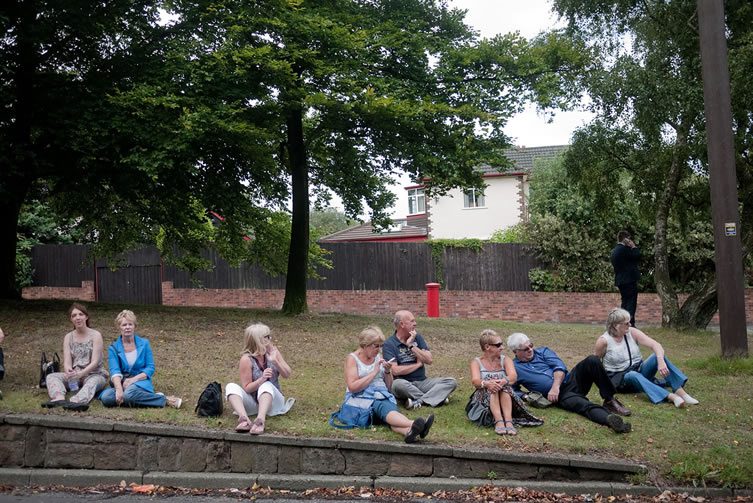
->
[0, 414, 643, 483]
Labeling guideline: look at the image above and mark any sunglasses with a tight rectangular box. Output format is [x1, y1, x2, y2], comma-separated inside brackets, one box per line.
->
[488, 342, 504, 348]
[515, 343, 534, 352]
[263, 334, 272, 340]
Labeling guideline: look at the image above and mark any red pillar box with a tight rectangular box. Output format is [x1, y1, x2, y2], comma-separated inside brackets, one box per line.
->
[425, 282, 440, 318]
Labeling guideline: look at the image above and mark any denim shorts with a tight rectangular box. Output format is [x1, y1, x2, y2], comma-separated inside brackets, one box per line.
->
[371, 398, 398, 423]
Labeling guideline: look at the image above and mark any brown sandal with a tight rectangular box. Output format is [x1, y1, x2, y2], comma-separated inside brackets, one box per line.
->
[235, 417, 252, 432]
[249, 418, 265, 435]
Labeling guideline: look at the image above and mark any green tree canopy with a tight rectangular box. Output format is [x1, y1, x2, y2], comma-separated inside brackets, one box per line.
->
[159, 0, 588, 313]
[1, 0, 587, 310]
[545, 0, 753, 328]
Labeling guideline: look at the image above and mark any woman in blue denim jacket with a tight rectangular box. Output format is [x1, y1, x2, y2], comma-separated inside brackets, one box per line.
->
[100, 310, 182, 409]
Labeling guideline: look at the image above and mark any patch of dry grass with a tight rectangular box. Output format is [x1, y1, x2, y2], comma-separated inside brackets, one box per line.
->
[1, 300, 752, 487]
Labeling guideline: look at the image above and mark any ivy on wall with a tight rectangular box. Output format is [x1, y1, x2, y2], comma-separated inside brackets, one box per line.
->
[427, 239, 485, 288]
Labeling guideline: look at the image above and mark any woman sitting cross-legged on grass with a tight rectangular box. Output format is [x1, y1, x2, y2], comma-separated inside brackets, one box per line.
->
[467, 329, 543, 435]
[596, 307, 699, 408]
[100, 310, 182, 409]
[343, 325, 434, 443]
[42, 303, 108, 412]
[226, 323, 295, 435]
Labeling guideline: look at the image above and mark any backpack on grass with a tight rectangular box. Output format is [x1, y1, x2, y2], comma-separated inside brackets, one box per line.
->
[195, 381, 223, 417]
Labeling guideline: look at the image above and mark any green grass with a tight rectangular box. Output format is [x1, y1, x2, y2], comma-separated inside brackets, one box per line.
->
[1, 300, 752, 487]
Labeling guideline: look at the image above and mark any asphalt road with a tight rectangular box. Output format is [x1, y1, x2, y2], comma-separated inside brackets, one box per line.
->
[0, 495, 371, 503]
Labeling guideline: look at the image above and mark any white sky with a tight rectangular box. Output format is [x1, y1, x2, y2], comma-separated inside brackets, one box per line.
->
[448, 0, 592, 148]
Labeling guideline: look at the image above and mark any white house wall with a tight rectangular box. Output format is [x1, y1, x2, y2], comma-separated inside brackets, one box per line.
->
[428, 176, 526, 239]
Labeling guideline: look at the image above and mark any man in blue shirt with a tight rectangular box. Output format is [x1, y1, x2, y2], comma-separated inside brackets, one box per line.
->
[507, 332, 632, 433]
[382, 310, 457, 409]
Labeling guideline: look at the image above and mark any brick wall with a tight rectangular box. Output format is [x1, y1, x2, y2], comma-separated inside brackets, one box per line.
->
[21, 281, 95, 302]
[21, 280, 751, 325]
[162, 282, 753, 325]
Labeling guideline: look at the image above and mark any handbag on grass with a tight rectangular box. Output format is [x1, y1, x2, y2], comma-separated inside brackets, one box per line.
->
[39, 352, 60, 388]
[329, 395, 373, 429]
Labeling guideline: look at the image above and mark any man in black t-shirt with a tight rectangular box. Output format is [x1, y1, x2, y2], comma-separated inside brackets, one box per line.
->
[382, 310, 456, 409]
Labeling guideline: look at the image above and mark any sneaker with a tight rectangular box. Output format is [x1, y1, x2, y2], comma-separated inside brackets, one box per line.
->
[405, 417, 425, 444]
[603, 397, 631, 416]
[681, 394, 699, 405]
[406, 398, 422, 410]
[166, 395, 182, 409]
[420, 414, 434, 439]
[607, 413, 632, 434]
[523, 391, 552, 409]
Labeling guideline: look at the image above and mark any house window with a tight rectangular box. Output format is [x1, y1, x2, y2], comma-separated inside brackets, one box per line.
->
[408, 188, 425, 214]
[464, 188, 485, 208]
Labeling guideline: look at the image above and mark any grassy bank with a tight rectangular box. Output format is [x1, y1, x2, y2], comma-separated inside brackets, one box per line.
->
[0, 300, 751, 487]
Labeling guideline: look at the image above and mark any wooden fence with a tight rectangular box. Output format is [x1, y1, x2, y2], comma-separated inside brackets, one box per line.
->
[30, 242, 541, 303]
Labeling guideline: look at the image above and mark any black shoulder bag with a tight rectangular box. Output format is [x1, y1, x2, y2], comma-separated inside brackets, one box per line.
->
[39, 352, 61, 388]
[195, 381, 223, 417]
[606, 333, 641, 390]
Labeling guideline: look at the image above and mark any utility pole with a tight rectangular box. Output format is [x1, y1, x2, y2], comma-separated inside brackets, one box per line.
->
[697, 0, 748, 357]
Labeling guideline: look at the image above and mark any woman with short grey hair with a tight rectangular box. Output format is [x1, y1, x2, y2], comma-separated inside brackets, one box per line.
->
[596, 308, 698, 408]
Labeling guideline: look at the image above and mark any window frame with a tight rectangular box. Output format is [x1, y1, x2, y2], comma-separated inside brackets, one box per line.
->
[463, 188, 486, 208]
[407, 188, 426, 215]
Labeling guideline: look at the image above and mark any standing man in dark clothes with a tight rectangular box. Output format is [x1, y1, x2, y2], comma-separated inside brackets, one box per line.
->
[611, 230, 641, 327]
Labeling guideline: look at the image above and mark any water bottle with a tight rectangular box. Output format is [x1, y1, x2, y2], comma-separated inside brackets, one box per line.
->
[68, 374, 79, 391]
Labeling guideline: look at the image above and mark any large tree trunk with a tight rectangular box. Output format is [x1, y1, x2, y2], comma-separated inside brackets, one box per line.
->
[0, 186, 29, 299]
[281, 102, 309, 315]
[674, 277, 719, 329]
[0, 3, 36, 299]
[653, 130, 687, 327]
[655, 123, 728, 330]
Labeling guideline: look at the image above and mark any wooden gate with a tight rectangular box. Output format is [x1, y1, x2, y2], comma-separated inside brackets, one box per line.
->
[96, 247, 162, 305]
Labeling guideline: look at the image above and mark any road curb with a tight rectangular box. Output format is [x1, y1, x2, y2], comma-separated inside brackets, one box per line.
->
[0, 468, 746, 498]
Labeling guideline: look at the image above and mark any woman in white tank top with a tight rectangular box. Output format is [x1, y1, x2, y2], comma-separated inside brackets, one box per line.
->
[340, 326, 434, 443]
[595, 308, 698, 408]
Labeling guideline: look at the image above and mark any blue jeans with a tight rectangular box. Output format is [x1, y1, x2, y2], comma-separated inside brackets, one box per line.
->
[371, 398, 398, 423]
[100, 385, 167, 408]
[621, 354, 688, 404]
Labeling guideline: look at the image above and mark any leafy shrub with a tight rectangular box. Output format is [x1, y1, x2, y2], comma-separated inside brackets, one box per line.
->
[489, 224, 526, 243]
